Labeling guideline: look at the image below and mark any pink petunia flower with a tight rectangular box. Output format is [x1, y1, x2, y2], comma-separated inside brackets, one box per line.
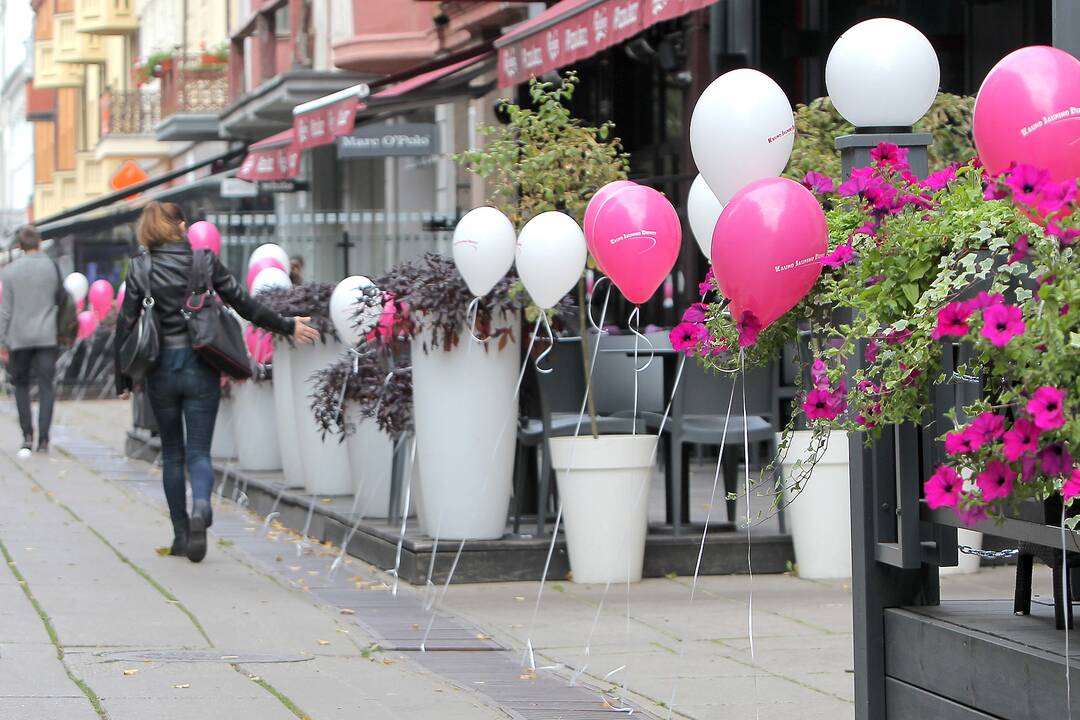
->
[1009, 234, 1029, 264]
[854, 222, 878, 238]
[810, 358, 830, 390]
[956, 502, 988, 526]
[736, 310, 762, 347]
[922, 166, 956, 191]
[969, 412, 1006, 445]
[670, 322, 708, 355]
[1036, 179, 1077, 217]
[945, 429, 977, 455]
[1040, 443, 1074, 476]
[963, 291, 1004, 313]
[983, 182, 1008, 201]
[931, 301, 973, 340]
[980, 303, 1025, 347]
[1019, 453, 1039, 483]
[698, 268, 715, 297]
[827, 380, 849, 417]
[803, 389, 837, 421]
[1027, 386, 1066, 431]
[681, 303, 707, 324]
[1003, 417, 1040, 461]
[870, 142, 909, 169]
[700, 333, 728, 356]
[976, 461, 1015, 502]
[1064, 468, 1080, 502]
[883, 327, 912, 345]
[821, 243, 855, 268]
[864, 338, 879, 364]
[1048, 222, 1080, 244]
[925, 465, 962, 509]
[1005, 163, 1052, 206]
[838, 167, 880, 198]
[801, 171, 834, 194]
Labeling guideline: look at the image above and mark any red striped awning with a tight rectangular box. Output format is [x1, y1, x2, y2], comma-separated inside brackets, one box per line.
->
[495, 0, 716, 88]
[370, 52, 492, 101]
[236, 129, 301, 181]
[293, 83, 370, 150]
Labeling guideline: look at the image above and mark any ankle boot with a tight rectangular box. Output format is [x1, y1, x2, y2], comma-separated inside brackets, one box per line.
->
[187, 501, 211, 563]
[169, 518, 189, 556]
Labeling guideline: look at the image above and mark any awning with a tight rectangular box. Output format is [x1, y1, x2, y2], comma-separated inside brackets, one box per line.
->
[292, 82, 370, 150]
[495, 0, 716, 87]
[369, 52, 492, 103]
[235, 129, 301, 182]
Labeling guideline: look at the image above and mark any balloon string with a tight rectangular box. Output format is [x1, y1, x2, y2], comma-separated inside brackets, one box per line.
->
[569, 580, 611, 687]
[535, 313, 556, 374]
[665, 365, 737, 719]
[420, 314, 543, 650]
[1063, 504, 1073, 718]
[525, 287, 612, 671]
[741, 349, 761, 720]
[465, 297, 488, 344]
[390, 434, 417, 597]
[627, 306, 655, 372]
[587, 276, 612, 334]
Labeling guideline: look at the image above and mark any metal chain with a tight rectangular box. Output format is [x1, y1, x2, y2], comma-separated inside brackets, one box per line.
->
[958, 544, 1019, 559]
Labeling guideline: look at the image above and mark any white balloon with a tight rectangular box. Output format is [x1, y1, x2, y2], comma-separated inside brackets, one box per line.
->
[515, 212, 586, 310]
[452, 207, 517, 297]
[330, 275, 378, 346]
[687, 175, 724, 260]
[826, 18, 939, 128]
[690, 69, 795, 204]
[63, 272, 89, 301]
[250, 267, 292, 296]
[248, 243, 290, 271]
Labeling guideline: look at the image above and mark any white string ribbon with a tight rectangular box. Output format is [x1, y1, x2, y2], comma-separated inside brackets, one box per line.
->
[1063, 504, 1073, 717]
[740, 349, 761, 720]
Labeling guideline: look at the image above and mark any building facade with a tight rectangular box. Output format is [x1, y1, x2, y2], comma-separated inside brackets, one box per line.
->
[0, 0, 35, 241]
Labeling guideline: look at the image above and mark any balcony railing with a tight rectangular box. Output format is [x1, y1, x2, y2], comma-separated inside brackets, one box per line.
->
[101, 90, 161, 136]
[160, 59, 229, 119]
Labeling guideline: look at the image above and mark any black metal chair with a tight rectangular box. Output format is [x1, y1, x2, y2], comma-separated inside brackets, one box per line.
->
[514, 337, 643, 536]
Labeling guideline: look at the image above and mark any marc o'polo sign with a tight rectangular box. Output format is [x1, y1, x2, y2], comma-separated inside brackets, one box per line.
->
[336, 124, 440, 158]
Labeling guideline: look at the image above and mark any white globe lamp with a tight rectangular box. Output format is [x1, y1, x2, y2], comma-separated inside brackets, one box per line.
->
[825, 18, 940, 128]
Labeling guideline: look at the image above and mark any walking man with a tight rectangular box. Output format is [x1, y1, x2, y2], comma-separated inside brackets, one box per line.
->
[0, 226, 61, 452]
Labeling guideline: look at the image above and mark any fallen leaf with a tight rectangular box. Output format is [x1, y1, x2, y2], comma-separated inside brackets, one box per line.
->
[122, 669, 139, 676]
[289, 565, 302, 572]
[513, 595, 525, 602]
[381, 658, 397, 666]
[336, 628, 349, 634]
[307, 570, 319, 576]
[476, 634, 492, 640]
[173, 683, 190, 689]
[220, 655, 239, 660]
[339, 608, 355, 615]
[321, 498, 332, 504]
[519, 670, 537, 680]
[275, 556, 283, 562]
[318, 640, 331, 646]
[155, 547, 171, 556]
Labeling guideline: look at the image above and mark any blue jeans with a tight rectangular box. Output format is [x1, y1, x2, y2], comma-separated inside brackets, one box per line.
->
[146, 348, 220, 523]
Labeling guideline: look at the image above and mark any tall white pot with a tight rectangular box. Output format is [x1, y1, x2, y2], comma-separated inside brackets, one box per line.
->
[272, 339, 304, 487]
[211, 395, 237, 459]
[410, 317, 520, 540]
[939, 529, 982, 576]
[345, 407, 394, 518]
[290, 340, 353, 495]
[551, 435, 655, 584]
[233, 380, 282, 472]
[782, 430, 852, 579]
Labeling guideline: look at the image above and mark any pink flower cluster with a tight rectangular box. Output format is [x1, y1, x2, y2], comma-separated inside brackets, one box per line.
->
[835, 143, 940, 225]
[931, 292, 1026, 347]
[926, 385, 1075, 518]
[669, 301, 727, 357]
[801, 358, 848, 422]
[987, 163, 1079, 243]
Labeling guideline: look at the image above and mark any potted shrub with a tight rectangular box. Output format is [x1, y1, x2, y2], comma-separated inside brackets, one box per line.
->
[258, 283, 352, 495]
[459, 74, 662, 581]
[311, 344, 413, 518]
[374, 254, 522, 540]
[683, 144, 1076, 578]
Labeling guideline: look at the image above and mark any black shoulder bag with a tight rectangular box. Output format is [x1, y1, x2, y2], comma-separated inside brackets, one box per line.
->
[118, 254, 161, 380]
[183, 249, 253, 380]
[52, 261, 78, 347]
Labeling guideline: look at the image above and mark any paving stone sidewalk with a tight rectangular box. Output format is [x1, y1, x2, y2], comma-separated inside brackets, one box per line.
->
[1, 400, 1043, 719]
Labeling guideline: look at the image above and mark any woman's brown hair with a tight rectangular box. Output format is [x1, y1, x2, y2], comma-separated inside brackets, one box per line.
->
[136, 201, 186, 248]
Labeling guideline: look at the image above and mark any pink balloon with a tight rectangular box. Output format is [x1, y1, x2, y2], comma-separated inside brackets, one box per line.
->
[255, 330, 273, 364]
[974, 46, 1080, 180]
[711, 177, 827, 332]
[76, 310, 98, 340]
[246, 257, 287, 291]
[87, 279, 114, 321]
[188, 221, 222, 256]
[589, 184, 681, 305]
[584, 181, 636, 273]
[76, 297, 85, 313]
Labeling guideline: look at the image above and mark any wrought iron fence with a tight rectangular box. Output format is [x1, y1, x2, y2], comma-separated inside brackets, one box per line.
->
[101, 90, 161, 136]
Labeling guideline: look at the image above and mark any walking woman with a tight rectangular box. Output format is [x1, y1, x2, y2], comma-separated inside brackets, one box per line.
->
[115, 202, 318, 562]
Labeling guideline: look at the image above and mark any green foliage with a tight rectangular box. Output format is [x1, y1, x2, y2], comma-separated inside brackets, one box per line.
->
[457, 72, 630, 228]
[784, 93, 975, 181]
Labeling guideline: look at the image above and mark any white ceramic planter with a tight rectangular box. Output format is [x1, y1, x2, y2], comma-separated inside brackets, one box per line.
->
[782, 430, 852, 579]
[345, 407, 394, 518]
[233, 380, 282, 472]
[411, 317, 520, 540]
[939, 529, 982, 576]
[290, 340, 353, 495]
[271, 339, 304, 488]
[551, 434, 655, 584]
[211, 395, 237, 459]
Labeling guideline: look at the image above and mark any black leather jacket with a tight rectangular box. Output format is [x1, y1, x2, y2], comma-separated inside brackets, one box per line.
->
[115, 241, 294, 393]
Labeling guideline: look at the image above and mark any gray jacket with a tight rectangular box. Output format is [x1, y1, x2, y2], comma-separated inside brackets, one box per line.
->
[0, 253, 60, 351]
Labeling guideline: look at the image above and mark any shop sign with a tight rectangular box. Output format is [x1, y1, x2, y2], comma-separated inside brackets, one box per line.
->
[336, 124, 440, 158]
